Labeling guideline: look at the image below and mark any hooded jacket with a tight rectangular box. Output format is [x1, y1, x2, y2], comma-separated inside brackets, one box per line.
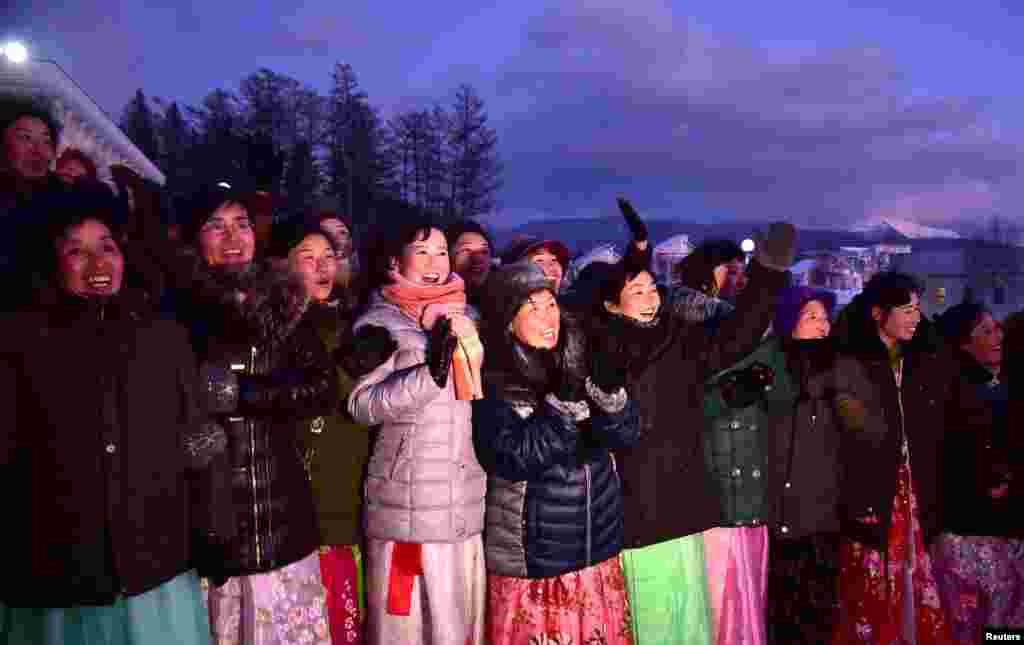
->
[471, 315, 641, 578]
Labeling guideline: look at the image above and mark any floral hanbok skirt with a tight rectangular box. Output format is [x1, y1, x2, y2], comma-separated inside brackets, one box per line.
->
[208, 550, 331, 645]
[832, 449, 953, 645]
[320, 545, 364, 645]
[488, 555, 635, 645]
[930, 533, 1024, 644]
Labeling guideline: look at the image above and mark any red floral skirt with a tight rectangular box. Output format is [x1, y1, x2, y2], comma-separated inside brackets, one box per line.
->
[488, 556, 635, 645]
[832, 455, 953, 644]
[320, 545, 363, 645]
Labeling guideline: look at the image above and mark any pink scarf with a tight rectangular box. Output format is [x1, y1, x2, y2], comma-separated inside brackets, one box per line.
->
[381, 271, 483, 400]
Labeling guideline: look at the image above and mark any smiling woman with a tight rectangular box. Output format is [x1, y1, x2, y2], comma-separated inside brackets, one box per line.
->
[348, 216, 487, 645]
[0, 181, 224, 645]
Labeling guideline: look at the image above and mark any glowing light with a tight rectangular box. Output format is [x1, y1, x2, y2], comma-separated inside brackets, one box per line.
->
[741, 238, 755, 253]
[2, 42, 28, 64]
[217, 181, 232, 189]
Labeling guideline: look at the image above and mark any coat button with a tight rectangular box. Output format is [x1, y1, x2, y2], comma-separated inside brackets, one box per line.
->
[105, 443, 117, 454]
[310, 417, 325, 434]
[752, 469, 761, 479]
[731, 467, 742, 478]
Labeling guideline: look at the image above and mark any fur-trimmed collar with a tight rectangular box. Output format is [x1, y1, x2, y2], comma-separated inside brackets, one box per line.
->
[482, 312, 587, 406]
[188, 257, 310, 349]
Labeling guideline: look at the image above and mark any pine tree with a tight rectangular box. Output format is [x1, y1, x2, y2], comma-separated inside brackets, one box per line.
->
[158, 101, 193, 196]
[120, 89, 161, 163]
[446, 84, 502, 218]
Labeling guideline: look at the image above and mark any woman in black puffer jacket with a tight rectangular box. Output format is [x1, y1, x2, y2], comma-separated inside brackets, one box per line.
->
[175, 184, 337, 645]
[472, 260, 641, 645]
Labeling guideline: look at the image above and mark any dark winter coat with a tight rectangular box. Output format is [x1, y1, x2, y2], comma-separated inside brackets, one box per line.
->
[704, 337, 843, 538]
[0, 288, 230, 608]
[302, 301, 372, 547]
[180, 261, 338, 578]
[472, 317, 641, 578]
[940, 352, 1022, 538]
[831, 312, 992, 548]
[586, 260, 790, 548]
[0, 172, 68, 312]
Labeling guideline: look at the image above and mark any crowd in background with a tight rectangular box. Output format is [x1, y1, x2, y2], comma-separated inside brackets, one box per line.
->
[1, 94, 1021, 645]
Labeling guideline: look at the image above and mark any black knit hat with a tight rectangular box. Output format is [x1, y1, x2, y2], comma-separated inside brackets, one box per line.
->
[265, 217, 338, 260]
[480, 260, 554, 331]
[178, 183, 253, 244]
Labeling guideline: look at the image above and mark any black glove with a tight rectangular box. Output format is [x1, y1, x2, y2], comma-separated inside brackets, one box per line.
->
[426, 317, 457, 388]
[589, 349, 629, 392]
[617, 197, 648, 243]
[199, 363, 240, 414]
[193, 530, 232, 588]
[336, 325, 398, 378]
[719, 361, 775, 409]
[753, 222, 797, 271]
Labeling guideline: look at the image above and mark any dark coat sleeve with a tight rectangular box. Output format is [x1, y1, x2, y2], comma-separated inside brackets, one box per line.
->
[706, 260, 790, 373]
[0, 351, 16, 468]
[472, 397, 580, 481]
[587, 399, 641, 451]
[236, 322, 338, 417]
[170, 323, 237, 545]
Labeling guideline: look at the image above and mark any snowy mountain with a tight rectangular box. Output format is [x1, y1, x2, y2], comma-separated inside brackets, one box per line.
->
[850, 216, 962, 240]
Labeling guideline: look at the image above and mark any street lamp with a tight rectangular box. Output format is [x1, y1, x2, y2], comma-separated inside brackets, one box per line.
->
[741, 238, 755, 254]
[2, 41, 28, 64]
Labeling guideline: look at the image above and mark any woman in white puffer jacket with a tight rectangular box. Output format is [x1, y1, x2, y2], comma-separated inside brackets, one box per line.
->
[348, 217, 487, 645]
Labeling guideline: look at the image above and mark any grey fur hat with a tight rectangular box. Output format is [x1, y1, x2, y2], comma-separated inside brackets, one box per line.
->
[480, 260, 554, 331]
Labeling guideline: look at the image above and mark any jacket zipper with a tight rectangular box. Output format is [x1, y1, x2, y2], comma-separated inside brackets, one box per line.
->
[585, 463, 592, 567]
[249, 345, 263, 568]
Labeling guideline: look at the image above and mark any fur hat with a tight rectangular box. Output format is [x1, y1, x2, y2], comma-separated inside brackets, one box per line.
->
[480, 260, 554, 331]
[773, 286, 836, 339]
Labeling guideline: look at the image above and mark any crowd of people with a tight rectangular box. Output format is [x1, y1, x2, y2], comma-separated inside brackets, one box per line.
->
[0, 95, 1021, 645]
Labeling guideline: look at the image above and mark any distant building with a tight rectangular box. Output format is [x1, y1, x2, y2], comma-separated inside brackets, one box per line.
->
[892, 241, 1024, 320]
[1, 58, 164, 185]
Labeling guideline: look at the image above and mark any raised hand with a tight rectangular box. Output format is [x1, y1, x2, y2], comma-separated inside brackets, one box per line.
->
[753, 222, 797, 271]
[617, 197, 649, 244]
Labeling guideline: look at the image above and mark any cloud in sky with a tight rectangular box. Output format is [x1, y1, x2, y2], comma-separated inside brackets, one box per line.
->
[490, 0, 1024, 230]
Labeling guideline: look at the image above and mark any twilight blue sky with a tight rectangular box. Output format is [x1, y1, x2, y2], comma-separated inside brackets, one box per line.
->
[6, 0, 1024, 232]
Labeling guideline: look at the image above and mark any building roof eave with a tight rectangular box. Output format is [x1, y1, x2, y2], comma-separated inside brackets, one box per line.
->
[1, 59, 166, 185]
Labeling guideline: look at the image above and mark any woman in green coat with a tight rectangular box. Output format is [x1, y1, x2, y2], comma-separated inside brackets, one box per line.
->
[268, 219, 392, 645]
[703, 286, 843, 644]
